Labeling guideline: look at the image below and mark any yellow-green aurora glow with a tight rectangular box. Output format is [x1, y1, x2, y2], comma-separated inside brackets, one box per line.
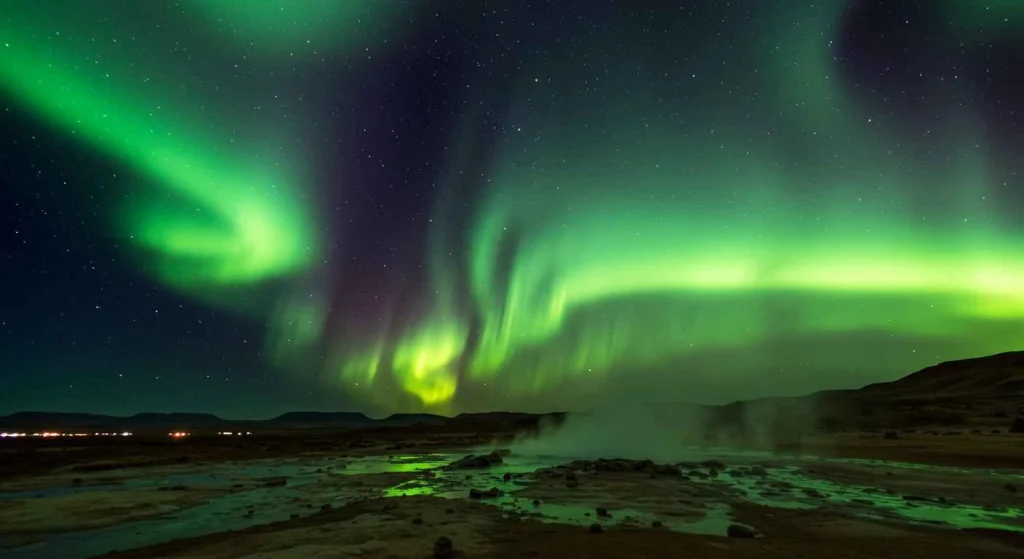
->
[3, 1, 1022, 413]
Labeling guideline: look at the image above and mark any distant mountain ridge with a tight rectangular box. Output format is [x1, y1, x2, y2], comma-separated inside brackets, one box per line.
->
[4, 351, 1021, 433]
[0, 409, 556, 432]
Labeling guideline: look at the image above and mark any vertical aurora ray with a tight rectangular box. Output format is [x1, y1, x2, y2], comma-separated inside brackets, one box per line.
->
[0, 6, 318, 300]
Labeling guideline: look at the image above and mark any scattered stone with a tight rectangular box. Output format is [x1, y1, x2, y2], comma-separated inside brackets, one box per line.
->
[883, 431, 899, 440]
[502, 472, 512, 482]
[748, 467, 768, 477]
[727, 524, 759, 538]
[433, 536, 454, 559]
[532, 499, 540, 506]
[588, 523, 603, 533]
[596, 507, 611, 518]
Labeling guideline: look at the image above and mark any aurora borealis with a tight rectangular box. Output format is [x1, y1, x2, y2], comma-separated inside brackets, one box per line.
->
[2, 1, 1022, 417]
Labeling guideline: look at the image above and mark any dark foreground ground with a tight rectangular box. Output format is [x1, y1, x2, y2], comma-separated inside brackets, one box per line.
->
[1, 422, 1023, 559]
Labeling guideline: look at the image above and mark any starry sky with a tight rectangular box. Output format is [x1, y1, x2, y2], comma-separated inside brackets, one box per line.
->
[1, 1, 1022, 418]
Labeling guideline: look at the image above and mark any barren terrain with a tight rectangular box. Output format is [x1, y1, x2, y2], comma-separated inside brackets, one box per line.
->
[2, 352, 1024, 558]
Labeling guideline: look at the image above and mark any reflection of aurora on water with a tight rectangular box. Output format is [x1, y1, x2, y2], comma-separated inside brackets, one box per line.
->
[3, 1, 1023, 413]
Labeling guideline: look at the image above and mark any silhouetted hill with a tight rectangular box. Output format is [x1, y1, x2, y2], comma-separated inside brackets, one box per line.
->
[380, 413, 448, 426]
[270, 412, 373, 426]
[127, 413, 225, 427]
[857, 351, 1024, 401]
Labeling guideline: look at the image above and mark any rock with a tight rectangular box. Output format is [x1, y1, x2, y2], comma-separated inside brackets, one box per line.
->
[992, 429, 1002, 434]
[262, 477, 288, 487]
[748, 467, 768, 477]
[320, 504, 332, 512]
[445, 508, 455, 514]
[412, 517, 423, 525]
[883, 431, 899, 440]
[565, 472, 579, 488]
[1006, 484, 1018, 494]
[433, 536, 454, 559]
[450, 451, 504, 469]
[71, 478, 83, 485]
[469, 487, 502, 499]
[652, 463, 680, 476]
[503, 472, 512, 482]
[289, 513, 300, 520]
[170, 485, 187, 491]
[727, 524, 759, 538]
[1011, 414, 1024, 434]
[596, 507, 610, 518]
[652, 520, 663, 528]
[701, 460, 726, 470]
[588, 523, 603, 533]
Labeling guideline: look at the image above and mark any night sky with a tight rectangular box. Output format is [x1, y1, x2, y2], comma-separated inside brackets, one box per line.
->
[1, 1, 1022, 418]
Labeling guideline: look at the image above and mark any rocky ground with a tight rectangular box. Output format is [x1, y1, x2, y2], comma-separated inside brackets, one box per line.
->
[1, 427, 1023, 559]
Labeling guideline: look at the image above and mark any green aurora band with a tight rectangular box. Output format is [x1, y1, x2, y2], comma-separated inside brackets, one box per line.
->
[344, 1, 1024, 411]
[0, 4, 319, 301]
[4, 1, 1023, 413]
